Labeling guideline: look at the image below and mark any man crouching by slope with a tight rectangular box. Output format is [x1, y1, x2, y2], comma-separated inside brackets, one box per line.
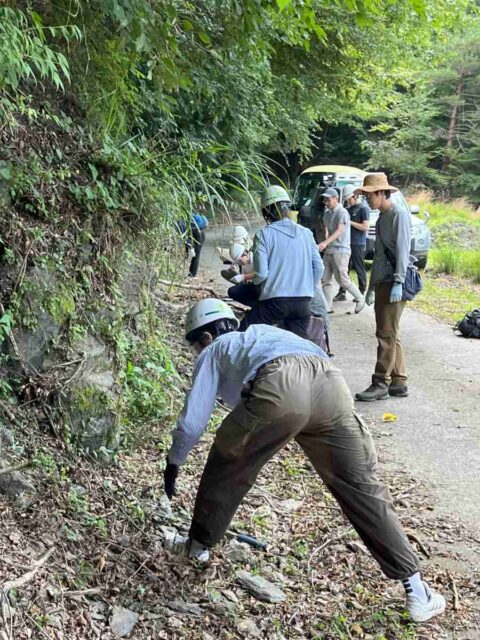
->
[162, 298, 445, 624]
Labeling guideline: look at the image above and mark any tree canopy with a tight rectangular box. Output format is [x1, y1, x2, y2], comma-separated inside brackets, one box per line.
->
[1, 0, 479, 217]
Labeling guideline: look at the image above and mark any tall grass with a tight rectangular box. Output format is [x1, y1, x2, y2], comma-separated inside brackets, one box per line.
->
[408, 190, 480, 283]
[408, 190, 480, 227]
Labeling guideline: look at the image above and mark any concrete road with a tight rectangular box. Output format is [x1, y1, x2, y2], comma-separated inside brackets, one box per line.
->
[201, 225, 480, 535]
[330, 299, 480, 535]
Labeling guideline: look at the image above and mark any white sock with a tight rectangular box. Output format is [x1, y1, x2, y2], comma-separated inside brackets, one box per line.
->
[189, 538, 208, 554]
[402, 572, 428, 602]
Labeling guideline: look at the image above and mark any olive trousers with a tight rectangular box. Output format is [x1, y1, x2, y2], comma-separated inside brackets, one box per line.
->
[373, 283, 407, 386]
[189, 355, 419, 579]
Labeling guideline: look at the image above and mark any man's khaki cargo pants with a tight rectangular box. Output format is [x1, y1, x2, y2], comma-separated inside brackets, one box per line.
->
[189, 355, 419, 579]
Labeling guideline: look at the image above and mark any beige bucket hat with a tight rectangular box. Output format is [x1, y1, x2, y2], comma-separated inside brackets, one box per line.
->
[354, 173, 398, 194]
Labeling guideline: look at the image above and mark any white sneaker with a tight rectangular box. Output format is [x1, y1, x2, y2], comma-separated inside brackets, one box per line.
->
[406, 581, 446, 622]
[164, 532, 210, 562]
[354, 296, 365, 314]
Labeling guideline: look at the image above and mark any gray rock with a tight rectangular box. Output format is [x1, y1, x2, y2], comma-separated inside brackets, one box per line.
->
[70, 484, 88, 497]
[207, 591, 236, 616]
[235, 617, 262, 638]
[166, 599, 203, 616]
[278, 498, 303, 513]
[109, 606, 139, 637]
[226, 540, 252, 564]
[156, 494, 173, 519]
[235, 570, 286, 603]
[0, 460, 35, 496]
[120, 261, 158, 318]
[0, 428, 14, 446]
[6, 311, 60, 375]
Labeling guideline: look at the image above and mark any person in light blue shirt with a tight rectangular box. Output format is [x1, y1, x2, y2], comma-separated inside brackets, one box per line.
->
[162, 298, 445, 624]
[239, 185, 323, 338]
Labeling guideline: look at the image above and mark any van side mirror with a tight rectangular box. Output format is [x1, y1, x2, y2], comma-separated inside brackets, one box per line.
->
[410, 205, 420, 214]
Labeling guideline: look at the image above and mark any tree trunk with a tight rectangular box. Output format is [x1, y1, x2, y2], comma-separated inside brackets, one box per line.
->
[442, 75, 464, 172]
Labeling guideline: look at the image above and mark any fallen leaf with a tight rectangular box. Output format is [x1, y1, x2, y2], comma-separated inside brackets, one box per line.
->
[382, 413, 397, 422]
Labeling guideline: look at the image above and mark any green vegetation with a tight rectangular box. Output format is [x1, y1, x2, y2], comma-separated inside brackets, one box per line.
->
[410, 274, 480, 325]
[403, 193, 480, 321]
[409, 192, 480, 283]
[365, 24, 480, 200]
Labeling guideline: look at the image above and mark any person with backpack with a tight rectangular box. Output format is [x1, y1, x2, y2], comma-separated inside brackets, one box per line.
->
[178, 212, 209, 278]
[240, 185, 323, 338]
[354, 174, 411, 402]
[163, 298, 446, 624]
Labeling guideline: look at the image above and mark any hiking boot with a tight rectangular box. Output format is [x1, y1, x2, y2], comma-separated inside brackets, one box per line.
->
[355, 382, 389, 402]
[333, 291, 346, 302]
[221, 267, 237, 282]
[389, 384, 409, 397]
[354, 295, 365, 314]
[164, 532, 210, 562]
[406, 581, 446, 623]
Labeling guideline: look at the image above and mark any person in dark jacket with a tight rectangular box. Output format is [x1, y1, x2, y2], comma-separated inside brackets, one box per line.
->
[178, 213, 208, 278]
[334, 184, 370, 301]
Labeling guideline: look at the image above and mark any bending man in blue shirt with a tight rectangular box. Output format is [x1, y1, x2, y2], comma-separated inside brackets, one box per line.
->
[163, 298, 445, 624]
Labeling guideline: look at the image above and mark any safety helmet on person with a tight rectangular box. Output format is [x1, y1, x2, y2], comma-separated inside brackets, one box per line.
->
[260, 185, 292, 222]
[185, 298, 239, 347]
[232, 225, 250, 245]
[342, 185, 357, 200]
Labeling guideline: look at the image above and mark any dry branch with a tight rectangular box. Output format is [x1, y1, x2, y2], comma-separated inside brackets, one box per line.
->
[1, 547, 55, 593]
[406, 532, 430, 558]
[0, 461, 32, 476]
[448, 571, 459, 611]
[157, 279, 220, 298]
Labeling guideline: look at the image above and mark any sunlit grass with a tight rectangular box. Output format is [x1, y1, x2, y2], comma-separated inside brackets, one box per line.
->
[410, 271, 480, 325]
[408, 190, 480, 228]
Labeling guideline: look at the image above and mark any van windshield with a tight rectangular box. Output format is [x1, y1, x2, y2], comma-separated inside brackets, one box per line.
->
[293, 172, 334, 208]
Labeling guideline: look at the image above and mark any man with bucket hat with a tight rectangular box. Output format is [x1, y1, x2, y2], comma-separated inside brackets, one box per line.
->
[354, 173, 411, 402]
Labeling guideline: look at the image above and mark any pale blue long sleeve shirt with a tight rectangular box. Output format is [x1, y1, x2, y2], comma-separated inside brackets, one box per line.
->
[253, 219, 323, 300]
[168, 324, 327, 465]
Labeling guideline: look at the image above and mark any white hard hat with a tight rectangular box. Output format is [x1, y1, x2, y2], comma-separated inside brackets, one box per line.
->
[343, 185, 356, 200]
[185, 298, 238, 340]
[261, 185, 291, 210]
[229, 242, 246, 262]
[232, 225, 249, 244]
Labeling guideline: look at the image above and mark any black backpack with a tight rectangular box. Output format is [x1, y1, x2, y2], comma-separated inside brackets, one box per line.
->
[454, 308, 480, 338]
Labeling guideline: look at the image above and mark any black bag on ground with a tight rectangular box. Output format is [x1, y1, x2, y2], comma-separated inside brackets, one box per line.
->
[454, 308, 480, 338]
[307, 316, 332, 356]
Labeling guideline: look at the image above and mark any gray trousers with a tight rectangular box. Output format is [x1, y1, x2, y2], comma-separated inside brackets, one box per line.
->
[190, 356, 419, 579]
[322, 253, 364, 310]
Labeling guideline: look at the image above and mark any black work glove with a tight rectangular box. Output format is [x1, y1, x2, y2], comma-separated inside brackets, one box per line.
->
[164, 456, 179, 500]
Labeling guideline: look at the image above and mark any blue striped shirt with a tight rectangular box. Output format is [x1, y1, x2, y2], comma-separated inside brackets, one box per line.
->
[168, 324, 327, 465]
